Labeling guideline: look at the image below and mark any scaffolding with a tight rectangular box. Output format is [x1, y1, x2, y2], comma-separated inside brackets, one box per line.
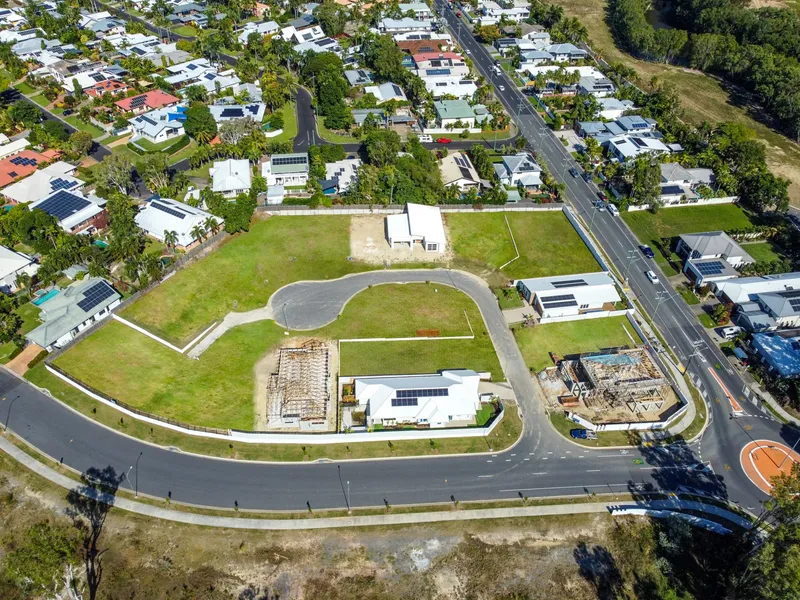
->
[266, 340, 330, 426]
[558, 348, 669, 415]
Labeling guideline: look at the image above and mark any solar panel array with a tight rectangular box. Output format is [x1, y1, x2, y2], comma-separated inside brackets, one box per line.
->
[790, 299, 800, 313]
[551, 279, 587, 288]
[273, 155, 308, 166]
[36, 191, 90, 220]
[391, 84, 403, 96]
[454, 155, 469, 169]
[695, 261, 725, 276]
[77, 282, 116, 312]
[391, 397, 419, 407]
[541, 293, 578, 310]
[129, 94, 147, 109]
[246, 105, 259, 115]
[10, 156, 37, 167]
[151, 201, 186, 220]
[220, 107, 244, 118]
[397, 388, 449, 398]
[50, 178, 78, 192]
[543, 300, 579, 309]
[779, 290, 800, 299]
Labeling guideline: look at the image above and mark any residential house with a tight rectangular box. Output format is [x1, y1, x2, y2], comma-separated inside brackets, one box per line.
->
[0, 246, 38, 294]
[1, 161, 83, 205]
[364, 82, 407, 104]
[210, 159, 252, 198]
[386, 202, 447, 252]
[86, 17, 126, 38]
[129, 106, 186, 144]
[85, 79, 130, 98]
[677, 231, 755, 285]
[545, 43, 587, 62]
[714, 273, 800, 304]
[413, 52, 470, 78]
[397, 39, 452, 54]
[208, 103, 267, 123]
[345, 69, 375, 86]
[433, 99, 476, 128]
[135, 197, 220, 250]
[238, 20, 280, 44]
[262, 153, 309, 187]
[597, 97, 635, 120]
[293, 36, 342, 55]
[351, 108, 387, 128]
[0, 8, 26, 29]
[479, 0, 529, 24]
[440, 151, 481, 191]
[577, 76, 615, 98]
[0, 149, 60, 189]
[750, 332, 800, 378]
[354, 369, 483, 428]
[658, 163, 716, 206]
[518, 49, 553, 68]
[325, 158, 362, 193]
[26, 278, 121, 352]
[493, 152, 542, 190]
[379, 17, 433, 33]
[29, 189, 108, 234]
[515, 272, 621, 319]
[392, 31, 452, 43]
[424, 77, 477, 99]
[606, 135, 670, 162]
[0, 139, 31, 162]
[115, 90, 180, 114]
[399, 2, 433, 18]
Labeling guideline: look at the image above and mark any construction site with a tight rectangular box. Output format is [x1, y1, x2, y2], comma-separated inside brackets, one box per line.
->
[538, 348, 680, 425]
[263, 340, 334, 431]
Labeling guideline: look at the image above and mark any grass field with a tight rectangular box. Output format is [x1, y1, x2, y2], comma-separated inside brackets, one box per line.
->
[318, 116, 359, 143]
[622, 204, 757, 274]
[29, 93, 50, 108]
[172, 25, 196, 36]
[514, 315, 640, 372]
[55, 284, 500, 428]
[742, 241, 783, 263]
[447, 211, 600, 280]
[0, 302, 40, 363]
[13, 81, 35, 95]
[550, 0, 800, 206]
[267, 102, 298, 144]
[62, 115, 104, 138]
[119, 216, 369, 345]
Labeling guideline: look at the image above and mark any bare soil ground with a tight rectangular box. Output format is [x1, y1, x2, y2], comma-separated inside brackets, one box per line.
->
[350, 215, 455, 265]
[0, 454, 612, 600]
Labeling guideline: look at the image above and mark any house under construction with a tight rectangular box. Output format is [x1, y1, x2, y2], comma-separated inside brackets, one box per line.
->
[266, 340, 330, 429]
[558, 348, 669, 416]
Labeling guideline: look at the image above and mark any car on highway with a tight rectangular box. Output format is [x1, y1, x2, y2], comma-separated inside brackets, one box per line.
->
[639, 244, 655, 258]
[569, 167, 579, 178]
[418, 134, 433, 142]
[645, 270, 660, 285]
[436, 137, 452, 144]
[498, 85, 505, 91]
[464, 47, 470, 54]
[606, 203, 619, 216]
[570, 429, 597, 440]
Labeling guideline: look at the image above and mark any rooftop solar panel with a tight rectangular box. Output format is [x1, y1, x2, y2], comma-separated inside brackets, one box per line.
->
[779, 290, 800, 299]
[76, 281, 116, 312]
[35, 191, 90, 221]
[391, 397, 418, 407]
[49, 178, 78, 192]
[7, 171, 16, 178]
[273, 155, 308, 166]
[151, 201, 186, 220]
[540, 294, 575, 303]
[220, 108, 243, 118]
[396, 388, 449, 398]
[551, 279, 587, 288]
[790, 299, 800, 313]
[695, 261, 725, 276]
[129, 94, 146, 108]
[542, 300, 579, 309]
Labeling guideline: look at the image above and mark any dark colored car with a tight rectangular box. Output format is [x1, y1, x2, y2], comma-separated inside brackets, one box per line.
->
[570, 429, 597, 440]
[569, 167, 579, 178]
[63, 109, 73, 116]
[436, 137, 452, 144]
[582, 171, 592, 182]
[597, 190, 608, 201]
[639, 244, 655, 259]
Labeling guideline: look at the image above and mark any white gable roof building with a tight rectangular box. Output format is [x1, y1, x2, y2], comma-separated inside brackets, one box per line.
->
[386, 203, 447, 252]
[516, 272, 621, 320]
[210, 159, 252, 198]
[1, 162, 83, 204]
[354, 369, 482, 428]
[135, 198, 220, 250]
[0, 245, 38, 293]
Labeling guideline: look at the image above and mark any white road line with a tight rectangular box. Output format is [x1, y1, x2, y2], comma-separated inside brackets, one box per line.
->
[486, 460, 492, 463]
[478, 475, 493, 478]
[531, 472, 546, 475]
[499, 484, 629, 493]
[586, 469, 601, 472]
[524, 458, 530, 461]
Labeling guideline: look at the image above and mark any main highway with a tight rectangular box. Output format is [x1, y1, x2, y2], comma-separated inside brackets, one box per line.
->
[0, 8, 794, 515]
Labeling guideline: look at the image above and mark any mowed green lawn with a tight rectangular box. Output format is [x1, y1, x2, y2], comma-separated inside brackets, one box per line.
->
[514, 316, 640, 372]
[622, 205, 758, 274]
[742, 241, 783, 263]
[0, 302, 41, 363]
[119, 216, 370, 346]
[58, 284, 500, 428]
[447, 211, 600, 279]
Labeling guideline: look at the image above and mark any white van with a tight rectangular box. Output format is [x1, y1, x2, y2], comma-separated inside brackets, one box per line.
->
[607, 204, 620, 216]
[418, 134, 433, 143]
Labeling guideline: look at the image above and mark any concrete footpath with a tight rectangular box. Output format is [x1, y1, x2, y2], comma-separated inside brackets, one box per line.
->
[0, 435, 747, 531]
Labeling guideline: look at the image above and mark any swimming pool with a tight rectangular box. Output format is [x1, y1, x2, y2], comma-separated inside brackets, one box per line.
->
[33, 289, 60, 306]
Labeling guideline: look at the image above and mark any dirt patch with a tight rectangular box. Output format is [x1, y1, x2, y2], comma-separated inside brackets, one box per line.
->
[105, 135, 132, 148]
[6, 343, 43, 376]
[749, 0, 789, 7]
[350, 214, 455, 265]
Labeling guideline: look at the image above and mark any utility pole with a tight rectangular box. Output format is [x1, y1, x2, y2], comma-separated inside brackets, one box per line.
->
[653, 290, 671, 322]
[685, 339, 706, 373]
[622, 249, 638, 284]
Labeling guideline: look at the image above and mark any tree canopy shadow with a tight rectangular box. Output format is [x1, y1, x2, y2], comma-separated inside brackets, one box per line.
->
[66, 465, 122, 600]
[573, 541, 624, 600]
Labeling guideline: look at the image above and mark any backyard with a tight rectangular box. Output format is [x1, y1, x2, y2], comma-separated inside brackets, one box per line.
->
[447, 211, 600, 281]
[54, 284, 501, 429]
[513, 315, 640, 372]
[621, 204, 759, 275]
[550, 0, 800, 207]
[0, 301, 40, 363]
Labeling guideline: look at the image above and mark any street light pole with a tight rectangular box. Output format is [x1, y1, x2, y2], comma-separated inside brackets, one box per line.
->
[135, 451, 143, 498]
[622, 250, 638, 284]
[347, 480, 351, 514]
[653, 290, 670, 322]
[778, 435, 800, 469]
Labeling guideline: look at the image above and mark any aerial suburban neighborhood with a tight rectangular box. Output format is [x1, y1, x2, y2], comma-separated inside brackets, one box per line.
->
[0, 0, 799, 597]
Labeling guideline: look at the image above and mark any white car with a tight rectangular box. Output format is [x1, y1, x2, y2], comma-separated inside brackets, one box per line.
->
[645, 270, 659, 285]
[498, 85, 505, 91]
[606, 203, 619, 216]
[418, 134, 433, 142]
[465, 48, 471, 55]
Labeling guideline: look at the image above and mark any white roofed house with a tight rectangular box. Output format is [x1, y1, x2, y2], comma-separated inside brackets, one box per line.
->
[546, 43, 587, 62]
[135, 198, 220, 251]
[129, 106, 185, 144]
[677, 231, 755, 286]
[516, 272, 622, 321]
[363, 82, 407, 104]
[440, 151, 482, 191]
[26, 278, 121, 352]
[493, 152, 542, 191]
[210, 159, 252, 198]
[379, 17, 433, 33]
[423, 77, 478, 99]
[0, 246, 38, 294]
[658, 163, 716, 206]
[237, 20, 280, 44]
[325, 158, 362, 193]
[386, 202, 447, 253]
[605, 135, 670, 162]
[399, 2, 433, 18]
[208, 103, 267, 124]
[261, 153, 309, 187]
[354, 370, 483, 428]
[1, 162, 83, 205]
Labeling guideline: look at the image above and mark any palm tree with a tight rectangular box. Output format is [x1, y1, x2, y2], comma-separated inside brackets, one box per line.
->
[15, 272, 31, 298]
[163, 230, 179, 254]
[205, 217, 220, 236]
[190, 224, 206, 244]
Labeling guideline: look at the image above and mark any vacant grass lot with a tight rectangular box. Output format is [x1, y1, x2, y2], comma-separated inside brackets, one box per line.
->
[447, 211, 600, 280]
[514, 315, 640, 372]
[119, 216, 370, 346]
[58, 284, 499, 428]
[550, 0, 800, 206]
[742, 241, 783, 263]
[622, 204, 757, 274]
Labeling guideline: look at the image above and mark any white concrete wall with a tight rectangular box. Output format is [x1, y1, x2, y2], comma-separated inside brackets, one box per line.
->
[539, 308, 632, 324]
[626, 197, 738, 212]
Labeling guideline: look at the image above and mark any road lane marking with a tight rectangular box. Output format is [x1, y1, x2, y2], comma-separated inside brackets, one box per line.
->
[499, 484, 629, 493]
[586, 469, 601, 472]
[478, 475, 493, 478]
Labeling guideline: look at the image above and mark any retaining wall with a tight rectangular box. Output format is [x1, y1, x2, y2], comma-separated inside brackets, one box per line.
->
[626, 197, 738, 212]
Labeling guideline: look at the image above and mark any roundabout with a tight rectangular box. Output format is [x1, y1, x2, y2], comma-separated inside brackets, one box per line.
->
[740, 440, 800, 495]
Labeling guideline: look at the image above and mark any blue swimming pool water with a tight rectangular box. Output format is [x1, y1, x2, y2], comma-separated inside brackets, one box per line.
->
[33, 289, 60, 306]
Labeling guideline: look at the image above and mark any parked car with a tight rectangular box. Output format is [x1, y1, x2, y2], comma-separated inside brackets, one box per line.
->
[464, 47, 470, 54]
[570, 429, 598, 440]
[597, 190, 608, 201]
[645, 270, 660, 284]
[720, 326, 743, 340]
[582, 171, 592, 182]
[456, 10, 462, 16]
[63, 109, 73, 116]
[569, 167, 579, 178]
[436, 137, 452, 144]
[606, 203, 619, 216]
[418, 134, 433, 142]
[639, 244, 655, 258]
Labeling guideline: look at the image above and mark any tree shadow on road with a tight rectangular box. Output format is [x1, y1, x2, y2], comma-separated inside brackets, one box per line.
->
[573, 542, 624, 600]
[66, 465, 122, 600]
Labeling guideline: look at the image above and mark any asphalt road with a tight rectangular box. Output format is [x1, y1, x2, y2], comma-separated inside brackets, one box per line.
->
[0, 6, 793, 514]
